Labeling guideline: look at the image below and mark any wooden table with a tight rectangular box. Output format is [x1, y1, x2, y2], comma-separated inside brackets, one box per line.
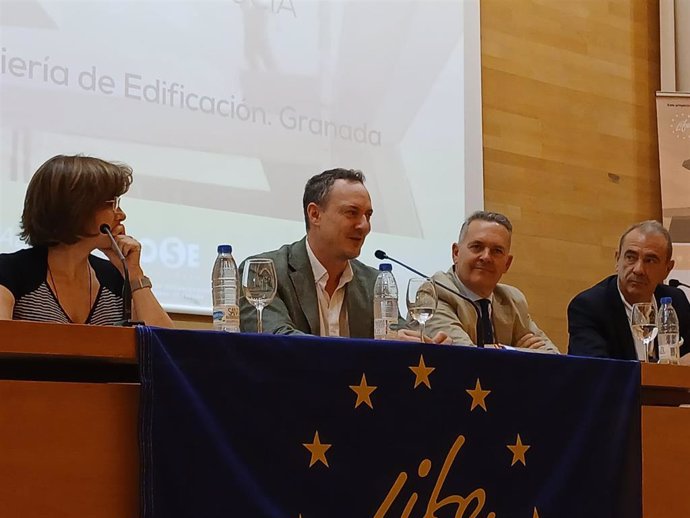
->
[1, 320, 689, 517]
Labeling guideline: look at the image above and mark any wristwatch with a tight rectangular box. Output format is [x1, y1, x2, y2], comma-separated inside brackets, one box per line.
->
[130, 276, 153, 293]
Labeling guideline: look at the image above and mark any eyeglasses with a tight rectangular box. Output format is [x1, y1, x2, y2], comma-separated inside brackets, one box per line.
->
[105, 196, 122, 212]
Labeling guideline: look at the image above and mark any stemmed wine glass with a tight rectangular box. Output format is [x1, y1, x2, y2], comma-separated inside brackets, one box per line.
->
[406, 277, 438, 341]
[631, 302, 658, 362]
[241, 258, 277, 333]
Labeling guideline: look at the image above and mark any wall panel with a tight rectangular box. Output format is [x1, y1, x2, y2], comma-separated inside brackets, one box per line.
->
[481, 0, 662, 349]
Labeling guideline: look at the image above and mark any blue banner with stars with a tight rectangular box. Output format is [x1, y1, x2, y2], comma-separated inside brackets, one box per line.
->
[138, 327, 641, 518]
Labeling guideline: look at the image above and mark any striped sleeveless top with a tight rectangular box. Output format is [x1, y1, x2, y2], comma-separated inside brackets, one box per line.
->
[0, 247, 124, 325]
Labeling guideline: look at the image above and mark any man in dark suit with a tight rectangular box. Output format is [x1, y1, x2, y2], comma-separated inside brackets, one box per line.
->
[240, 168, 448, 342]
[568, 220, 690, 361]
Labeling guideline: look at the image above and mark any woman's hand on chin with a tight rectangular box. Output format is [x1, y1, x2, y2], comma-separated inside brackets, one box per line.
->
[99, 226, 144, 278]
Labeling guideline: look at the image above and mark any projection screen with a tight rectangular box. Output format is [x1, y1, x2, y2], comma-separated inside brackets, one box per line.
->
[0, 0, 483, 314]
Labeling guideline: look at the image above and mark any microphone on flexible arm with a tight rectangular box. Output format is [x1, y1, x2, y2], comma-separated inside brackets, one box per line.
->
[100, 224, 142, 327]
[374, 250, 486, 347]
[669, 279, 690, 289]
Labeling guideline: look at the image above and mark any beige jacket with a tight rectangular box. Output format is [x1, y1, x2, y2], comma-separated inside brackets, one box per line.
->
[423, 268, 559, 354]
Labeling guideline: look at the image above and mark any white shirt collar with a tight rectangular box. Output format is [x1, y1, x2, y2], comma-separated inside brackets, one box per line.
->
[305, 238, 353, 337]
[453, 268, 494, 304]
[306, 238, 328, 284]
[616, 279, 656, 322]
[305, 238, 353, 289]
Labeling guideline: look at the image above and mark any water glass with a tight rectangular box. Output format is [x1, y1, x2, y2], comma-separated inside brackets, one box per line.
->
[242, 258, 277, 333]
[406, 277, 438, 341]
[631, 302, 658, 362]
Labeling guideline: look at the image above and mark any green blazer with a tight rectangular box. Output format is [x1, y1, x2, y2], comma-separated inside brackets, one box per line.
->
[239, 238, 383, 338]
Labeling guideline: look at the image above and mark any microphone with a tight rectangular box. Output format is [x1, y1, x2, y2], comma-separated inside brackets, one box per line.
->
[669, 279, 690, 289]
[374, 249, 428, 278]
[374, 249, 486, 347]
[100, 224, 140, 326]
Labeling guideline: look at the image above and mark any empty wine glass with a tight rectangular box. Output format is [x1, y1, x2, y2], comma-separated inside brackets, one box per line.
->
[242, 258, 277, 333]
[631, 302, 658, 362]
[406, 277, 438, 341]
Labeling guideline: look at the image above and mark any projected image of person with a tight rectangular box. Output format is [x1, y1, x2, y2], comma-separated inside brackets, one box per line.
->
[239, 168, 449, 343]
[240, 0, 276, 71]
[0, 155, 173, 327]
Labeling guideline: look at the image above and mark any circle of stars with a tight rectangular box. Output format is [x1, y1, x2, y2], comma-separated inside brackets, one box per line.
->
[299, 351, 536, 516]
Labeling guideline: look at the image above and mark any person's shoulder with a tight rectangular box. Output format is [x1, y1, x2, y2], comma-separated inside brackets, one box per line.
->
[0, 246, 47, 274]
[0, 246, 48, 296]
[657, 282, 690, 307]
[89, 254, 124, 290]
[495, 282, 527, 301]
[243, 239, 302, 268]
[432, 268, 472, 301]
[431, 269, 454, 283]
[351, 258, 378, 279]
[431, 269, 459, 297]
[570, 275, 614, 306]
[494, 284, 537, 313]
[0, 246, 46, 265]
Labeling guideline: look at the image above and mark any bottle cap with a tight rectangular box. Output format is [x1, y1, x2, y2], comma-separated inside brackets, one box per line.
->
[660, 296, 672, 305]
[379, 263, 392, 271]
[217, 244, 232, 254]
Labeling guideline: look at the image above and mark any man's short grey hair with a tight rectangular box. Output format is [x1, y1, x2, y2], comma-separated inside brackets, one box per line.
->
[458, 211, 513, 242]
[618, 220, 673, 261]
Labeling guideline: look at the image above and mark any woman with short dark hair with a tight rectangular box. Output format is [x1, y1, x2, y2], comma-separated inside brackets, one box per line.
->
[0, 155, 173, 327]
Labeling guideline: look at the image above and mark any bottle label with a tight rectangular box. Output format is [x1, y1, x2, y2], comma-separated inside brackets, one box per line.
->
[213, 304, 240, 332]
[657, 332, 679, 364]
[374, 317, 397, 340]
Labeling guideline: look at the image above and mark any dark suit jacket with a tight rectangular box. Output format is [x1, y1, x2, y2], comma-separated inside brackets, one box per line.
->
[239, 237, 385, 338]
[567, 275, 690, 359]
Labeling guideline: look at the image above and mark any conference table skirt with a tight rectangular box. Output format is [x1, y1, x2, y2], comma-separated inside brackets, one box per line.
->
[1, 321, 688, 518]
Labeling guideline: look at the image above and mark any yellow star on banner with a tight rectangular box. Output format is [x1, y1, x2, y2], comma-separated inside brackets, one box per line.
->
[466, 378, 491, 411]
[349, 373, 377, 409]
[303, 431, 331, 468]
[533, 508, 540, 518]
[507, 433, 530, 466]
[409, 354, 435, 389]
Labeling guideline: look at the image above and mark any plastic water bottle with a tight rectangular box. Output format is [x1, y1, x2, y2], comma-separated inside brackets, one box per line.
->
[374, 263, 399, 340]
[657, 297, 680, 365]
[212, 244, 240, 332]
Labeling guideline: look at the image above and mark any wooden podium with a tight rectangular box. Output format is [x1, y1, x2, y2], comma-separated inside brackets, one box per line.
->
[641, 362, 690, 518]
[0, 320, 138, 518]
[1, 320, 689, 517]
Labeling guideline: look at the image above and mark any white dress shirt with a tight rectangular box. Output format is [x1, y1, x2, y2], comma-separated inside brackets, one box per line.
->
[305, 239, 353, 337]
[453, 270, 495, 319]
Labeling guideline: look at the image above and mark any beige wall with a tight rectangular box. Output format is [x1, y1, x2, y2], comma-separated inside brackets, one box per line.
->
[173, 1, 664, 345]
[481, 0, 662, 349]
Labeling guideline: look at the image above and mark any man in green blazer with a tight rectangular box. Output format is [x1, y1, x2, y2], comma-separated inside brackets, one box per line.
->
[240, 236, 379, 337]
[422, 211, 559, 353]
[240, 168, 448, 342]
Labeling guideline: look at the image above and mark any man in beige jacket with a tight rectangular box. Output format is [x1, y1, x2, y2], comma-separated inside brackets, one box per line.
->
[423, 211, 559, 353]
